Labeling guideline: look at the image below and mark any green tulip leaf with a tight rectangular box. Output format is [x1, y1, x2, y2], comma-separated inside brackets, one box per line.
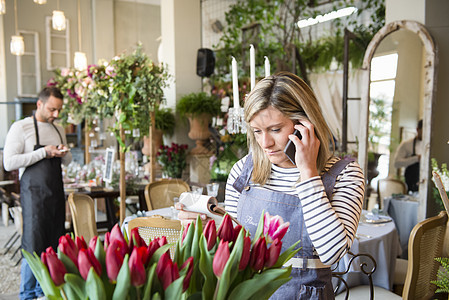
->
[253, 209, 266, 244]
[112, 254, 131, 300]
[164, 275, 185, 300]
[148, 244, 172, 265]
[198, 235, 216, 299]
[248, 277, 291, 300]
[181, 219, 196, 260]
[191, 215, 203, 261]
[61, 283, 82, 300]
[57, 250, 79, 275]
[64, 273, 86, 299]
[142, 263, 157, 300]
[228, 267, 292, 300]
[152, 292, 162, 300]
[86, 267, 107, 300]
[272, 240, 301, 268]
[21, 250, 60, 298]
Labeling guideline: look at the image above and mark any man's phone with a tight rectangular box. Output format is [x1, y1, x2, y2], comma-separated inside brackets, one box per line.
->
[283, 129, 302, 165]
[59, 149, 70, 153]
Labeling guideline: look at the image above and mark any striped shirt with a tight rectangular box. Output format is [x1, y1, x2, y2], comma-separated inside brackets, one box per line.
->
[225, 155, 365, 265]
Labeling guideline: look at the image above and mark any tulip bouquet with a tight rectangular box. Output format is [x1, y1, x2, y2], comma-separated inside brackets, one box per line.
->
[22, 210, 300, 299]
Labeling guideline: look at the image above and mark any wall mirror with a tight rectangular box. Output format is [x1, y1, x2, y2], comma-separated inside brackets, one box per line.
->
[358, 20, 438, 221]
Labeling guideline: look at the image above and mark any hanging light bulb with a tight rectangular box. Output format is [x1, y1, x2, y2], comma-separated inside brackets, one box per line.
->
[74, 52, 87, 71]
[33, 0, 47, 4]
[0, 0, 6, 15]
[10, 0, 24, 56]
[74, 0, 87, 70]
[52, 0, 66, 31]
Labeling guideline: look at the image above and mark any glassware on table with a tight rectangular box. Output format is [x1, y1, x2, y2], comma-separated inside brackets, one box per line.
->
[206, 182, 219, 198]
[171, 197, 180, 219]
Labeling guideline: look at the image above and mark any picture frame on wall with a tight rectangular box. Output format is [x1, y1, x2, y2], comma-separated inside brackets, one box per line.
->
[103, 147, 116, 184]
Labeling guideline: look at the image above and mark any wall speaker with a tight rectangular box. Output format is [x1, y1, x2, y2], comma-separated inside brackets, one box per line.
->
[196, 48, 215, 77]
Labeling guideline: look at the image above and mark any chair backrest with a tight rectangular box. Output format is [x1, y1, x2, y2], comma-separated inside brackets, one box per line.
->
[128, 216, 182, 258]
[144, 179, 190, 210]
[68, 193, 98, 242]
[402, 211, 448, 300]
[377, 178, 407, 208]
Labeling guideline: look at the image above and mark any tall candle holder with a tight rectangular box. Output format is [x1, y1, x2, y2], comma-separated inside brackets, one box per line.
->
[227, 106, 246, 135]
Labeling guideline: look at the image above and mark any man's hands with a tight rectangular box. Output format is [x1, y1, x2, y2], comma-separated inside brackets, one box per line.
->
[45, 144, 69, 158]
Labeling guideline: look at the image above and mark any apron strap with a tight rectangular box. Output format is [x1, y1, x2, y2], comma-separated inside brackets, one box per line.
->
[232, 153, 254, 193]
[321, 157, 355, 200]
[32, 112, 64, 147]
[52, 123, 64, 145]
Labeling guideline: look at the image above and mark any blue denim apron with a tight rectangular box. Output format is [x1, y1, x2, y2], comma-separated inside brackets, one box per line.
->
[234, 154, 352, 300]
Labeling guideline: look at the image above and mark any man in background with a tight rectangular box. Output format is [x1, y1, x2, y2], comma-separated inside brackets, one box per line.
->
[394, 119, 423, 192]
[3, 87, 72, 300]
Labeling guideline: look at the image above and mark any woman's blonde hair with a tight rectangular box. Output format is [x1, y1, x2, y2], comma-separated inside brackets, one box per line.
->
[244, 71, 334, 185]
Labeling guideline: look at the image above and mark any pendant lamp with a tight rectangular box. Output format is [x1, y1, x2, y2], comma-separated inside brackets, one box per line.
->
[0, 0, 5, 15]
[52, 0, 66, 31]
[10, 0, 24, 56]
[33, 0, 47, 4]
[74, 0, 87, 70]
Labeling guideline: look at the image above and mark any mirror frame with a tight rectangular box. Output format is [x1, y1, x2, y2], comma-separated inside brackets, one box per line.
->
[358, 20, 438, 221]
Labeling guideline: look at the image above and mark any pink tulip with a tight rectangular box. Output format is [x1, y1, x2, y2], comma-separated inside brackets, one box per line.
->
[58, 234, 79, 267]
[213, 240, 230, 278]
[75, 236, 88, 250]
[263, 212, 290, 243]
[239, 236, 251, 271]
[265, 238, 282, 268]
[203, 220, 217, 251]
[41, 247, 67, 286]
[106, 240, 125, 281]
[250, 236, 267, 271]
[78, 248, 102, 280]
[182, 223, 190, 243]
[181, 257, 194, 292]
[88, 236, 98, 253]
[129, 247, 147, 286]
[129, 227, 147, 249]
[156, 252, 180, 290]
[217, 214, 234, 242]
[104, 232, 110, 251]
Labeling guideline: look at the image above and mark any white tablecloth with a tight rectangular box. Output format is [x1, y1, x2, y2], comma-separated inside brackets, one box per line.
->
[334, 211, 402, 292]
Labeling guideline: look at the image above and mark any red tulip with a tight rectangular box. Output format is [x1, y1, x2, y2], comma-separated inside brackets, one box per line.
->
[250, 236, 267, 271]
[110, 224, 129, 254]
[203, 220, 217, 251]
[182, 223, 190, 243]
[265, 238, 282, 268]
[263, 212, 290, 243]
[75, 236, 88, 250]
[78, 248, 102, 280]
[147, 239, 161, 260]
[157, 236, 167, 247]
[106, 239, 125, 281]
[89, 236, 98, 253]
[58, 234, 79, 267]
[233, 225, 243, 242]
[129, 247, 147, 286]
[156, 252, 180, 290]
[213, 240, 230, 278]
[129, 227, 147, 249]
[239, 236, 251, 271]
[181, 257, 194, 292]
[104, 232, 110, 251]
[41, 247, 67, 286]
[217, 214, 234, 242]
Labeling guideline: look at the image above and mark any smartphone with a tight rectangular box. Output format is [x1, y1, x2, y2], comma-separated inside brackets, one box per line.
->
[283, 129, 302, 165]
[59, 149, 70, 153]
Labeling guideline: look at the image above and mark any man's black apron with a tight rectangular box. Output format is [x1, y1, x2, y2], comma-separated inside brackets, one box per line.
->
[404, 137, 419, 192]
[20, 115, 66, 254]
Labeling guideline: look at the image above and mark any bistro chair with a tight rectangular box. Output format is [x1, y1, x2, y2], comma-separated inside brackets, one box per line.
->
[144, 179, 190, 211]
[68, 193, 98, 242]
[128, 215, 182, 258]
[377, 178, 407, 210]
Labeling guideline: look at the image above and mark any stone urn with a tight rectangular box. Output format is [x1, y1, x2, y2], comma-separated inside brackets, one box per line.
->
[188, 113, 213, 155]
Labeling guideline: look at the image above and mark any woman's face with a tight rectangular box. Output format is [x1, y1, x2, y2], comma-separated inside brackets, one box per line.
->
[249, 106, 296, 168]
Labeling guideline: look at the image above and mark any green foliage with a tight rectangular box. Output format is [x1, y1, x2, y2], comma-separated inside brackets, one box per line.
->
[176, 92, 221, 119]
[431, 257, 449, 294]
[154, 106, 175, 136]
[368, 97, 391, 153]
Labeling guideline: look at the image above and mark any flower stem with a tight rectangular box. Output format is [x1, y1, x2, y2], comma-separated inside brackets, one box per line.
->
[213, 279, 220, 300]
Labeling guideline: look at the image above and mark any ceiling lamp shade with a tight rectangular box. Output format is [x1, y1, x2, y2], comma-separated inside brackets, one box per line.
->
[10, 35, 24, 56]
[33, 0, 47, 4]
[74, 51, 87, 71]
[0, 0, 5, 15]
[52, 10, 66, 31]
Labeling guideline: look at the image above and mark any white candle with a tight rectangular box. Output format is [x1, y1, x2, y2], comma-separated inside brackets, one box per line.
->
[231, 56, 239, 108]
[250, 44, 256, 90]
[264, 56, 270, 77]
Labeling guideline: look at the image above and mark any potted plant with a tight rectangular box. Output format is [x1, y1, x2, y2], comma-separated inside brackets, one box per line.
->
[142, 106, 176, 157]
[176, 92, 221, 155]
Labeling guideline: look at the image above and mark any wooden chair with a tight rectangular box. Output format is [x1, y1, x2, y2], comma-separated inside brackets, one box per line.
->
[377, 178, 407, 209]
[68, 193, 98, 242]
[144, 179, 190, 210]
[128, 216, 182, 258]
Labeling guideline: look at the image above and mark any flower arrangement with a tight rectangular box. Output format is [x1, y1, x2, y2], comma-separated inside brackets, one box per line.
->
[431, 158, 449, 210]
[22, 211, 300, 299]
[156, 143, 189, 179]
